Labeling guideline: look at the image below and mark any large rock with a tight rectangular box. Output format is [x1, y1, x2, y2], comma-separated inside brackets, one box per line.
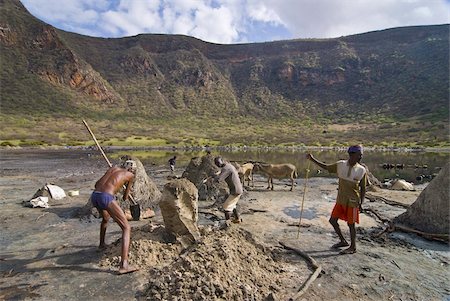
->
[117, 155, 161, 210]
[182, 154, 228, 203]
[394, 163, 449, 234]
[159, 178, 200, 246]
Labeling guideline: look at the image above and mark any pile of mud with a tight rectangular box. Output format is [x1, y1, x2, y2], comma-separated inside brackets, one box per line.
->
[117, 155, 162, 210]
[394, 162, 449, 235]
[182, 154, 228, 203]
[99, 224, 182, 269]
[100, 225, 302, 300]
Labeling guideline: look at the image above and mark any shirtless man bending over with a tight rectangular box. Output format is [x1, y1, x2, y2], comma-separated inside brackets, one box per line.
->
[91, 160, 139, 274]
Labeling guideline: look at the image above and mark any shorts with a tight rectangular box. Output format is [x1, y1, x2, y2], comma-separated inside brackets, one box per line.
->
[91, 191, 115, 210]
[223, 194, 242, 212]
[331, 203, 359, 224]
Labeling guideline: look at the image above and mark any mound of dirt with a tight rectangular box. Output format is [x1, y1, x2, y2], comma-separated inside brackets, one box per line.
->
[100, 224, 302, 300]
[182, 154, 228, 203]
[394, 162, 449, 234]
[99, 224, 182, 270]
[118, 155, 162, 209]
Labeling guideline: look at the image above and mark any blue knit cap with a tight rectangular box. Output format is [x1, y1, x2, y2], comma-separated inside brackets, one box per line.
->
[348, 145, 363, 154]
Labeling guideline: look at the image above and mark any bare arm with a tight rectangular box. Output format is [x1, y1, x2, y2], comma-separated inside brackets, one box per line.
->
[122, 173, 135, 201]
[306, 154, 328, 170]
[359, 174, 367, 211]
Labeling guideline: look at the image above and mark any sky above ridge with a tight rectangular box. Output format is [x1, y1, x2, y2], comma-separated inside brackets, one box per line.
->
[21, 0, 450, 44]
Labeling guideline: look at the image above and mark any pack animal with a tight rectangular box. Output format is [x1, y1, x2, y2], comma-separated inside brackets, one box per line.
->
[239, 162, 254, 187]
[253, 163, 297, 191]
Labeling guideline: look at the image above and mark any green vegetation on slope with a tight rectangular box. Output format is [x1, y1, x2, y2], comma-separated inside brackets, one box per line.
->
[0, 0, 448, 147]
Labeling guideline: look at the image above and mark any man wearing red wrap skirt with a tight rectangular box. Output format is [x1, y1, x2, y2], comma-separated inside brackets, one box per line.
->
[307, 145, 367, 254]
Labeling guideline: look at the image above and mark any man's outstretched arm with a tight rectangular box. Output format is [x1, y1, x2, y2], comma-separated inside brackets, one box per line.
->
[306, 153, 328, 170]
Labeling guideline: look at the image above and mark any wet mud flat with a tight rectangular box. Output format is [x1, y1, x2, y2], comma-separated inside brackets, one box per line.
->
[0, 149, 449, 300]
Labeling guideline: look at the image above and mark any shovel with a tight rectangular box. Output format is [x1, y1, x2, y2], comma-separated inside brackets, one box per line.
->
[82, 119, 141, 221]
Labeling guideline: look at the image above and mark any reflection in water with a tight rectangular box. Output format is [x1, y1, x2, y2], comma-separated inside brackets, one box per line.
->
[109, 148, 449, 184]
[283, 205, 318, 220]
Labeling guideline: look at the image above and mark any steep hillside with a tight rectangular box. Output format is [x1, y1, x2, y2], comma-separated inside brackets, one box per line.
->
[58, 23, 449, 120]
[0, 0, 448, 146]
[0, 0, 125, 115]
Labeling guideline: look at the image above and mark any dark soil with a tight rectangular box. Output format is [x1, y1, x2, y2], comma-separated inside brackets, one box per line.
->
[0, 148, 448, 301]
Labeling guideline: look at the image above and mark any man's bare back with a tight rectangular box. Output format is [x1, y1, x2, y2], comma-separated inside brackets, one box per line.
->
[95, 167, 134, 196]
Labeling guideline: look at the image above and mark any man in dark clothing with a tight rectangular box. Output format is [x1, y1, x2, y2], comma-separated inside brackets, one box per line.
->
[168, 156, 177, 173]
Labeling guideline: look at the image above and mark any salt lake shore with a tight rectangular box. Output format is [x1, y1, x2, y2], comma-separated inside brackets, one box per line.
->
[0, 149, 448, 300]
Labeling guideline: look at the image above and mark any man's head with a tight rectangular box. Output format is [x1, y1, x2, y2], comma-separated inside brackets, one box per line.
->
[347, 145, 363, 165]
[122, 160, 137, 173]
[214, 156, 225, 168]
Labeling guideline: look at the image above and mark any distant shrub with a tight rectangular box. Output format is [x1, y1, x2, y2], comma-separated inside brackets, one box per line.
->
[18, 140, 45, 147]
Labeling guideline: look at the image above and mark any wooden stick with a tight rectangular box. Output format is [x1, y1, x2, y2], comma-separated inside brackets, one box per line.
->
[365, 193, 409, 208]
[279, 241, 323, 300]
[287, 223, 311, 228]
[297, 160, 311, 238]
[393, 223, 449, 242]
[361, 208, 390, 223]
[82, 119, 112, 167]
[248, 208, 268, 213]
[374, 221, 448, 242]
[82, 119, 138, 206]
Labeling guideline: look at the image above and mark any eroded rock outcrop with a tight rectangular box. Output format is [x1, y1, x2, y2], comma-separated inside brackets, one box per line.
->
[181, 154, 228, 203]
[116, 155, 161, 210]
[159, 178, 200, 246]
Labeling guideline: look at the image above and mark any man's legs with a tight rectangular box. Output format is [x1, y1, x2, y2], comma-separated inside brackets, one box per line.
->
[329, 217, 349, 248]
[340, 223, 356, 254]
[106, 201, 138, 274]
[223, 194, 241, 222]
[232, 208, 242, 223]
[98, 209, 110, 249]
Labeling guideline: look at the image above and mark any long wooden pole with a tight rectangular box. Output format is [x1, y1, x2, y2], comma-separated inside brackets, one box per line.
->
[280, 242, 323, 300]
[82, 119, 112, 168]
[82, 119, 138, 206]
[297, 159, 311, 238]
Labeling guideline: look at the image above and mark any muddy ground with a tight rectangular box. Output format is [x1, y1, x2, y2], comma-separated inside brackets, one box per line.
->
[0, 149, 449, 301]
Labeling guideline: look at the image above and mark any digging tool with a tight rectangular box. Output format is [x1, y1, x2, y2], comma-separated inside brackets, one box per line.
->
[297, 159, 311, 238]
[82, 119, 140, 220]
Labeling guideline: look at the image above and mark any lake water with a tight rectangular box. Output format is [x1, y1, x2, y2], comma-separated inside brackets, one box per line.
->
[109, 148, 449, 184]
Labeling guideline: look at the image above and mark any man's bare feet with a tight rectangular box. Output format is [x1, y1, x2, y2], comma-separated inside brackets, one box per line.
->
[97, 244, 109, 252]
[331, 241, 349, 249]
[339, 247, 356, 255]
[118, 265, 139, 275]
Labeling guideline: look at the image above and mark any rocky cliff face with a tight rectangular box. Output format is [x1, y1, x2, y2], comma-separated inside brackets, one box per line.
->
[1, 0, 448, 122]
[0, 0, 121, 105]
